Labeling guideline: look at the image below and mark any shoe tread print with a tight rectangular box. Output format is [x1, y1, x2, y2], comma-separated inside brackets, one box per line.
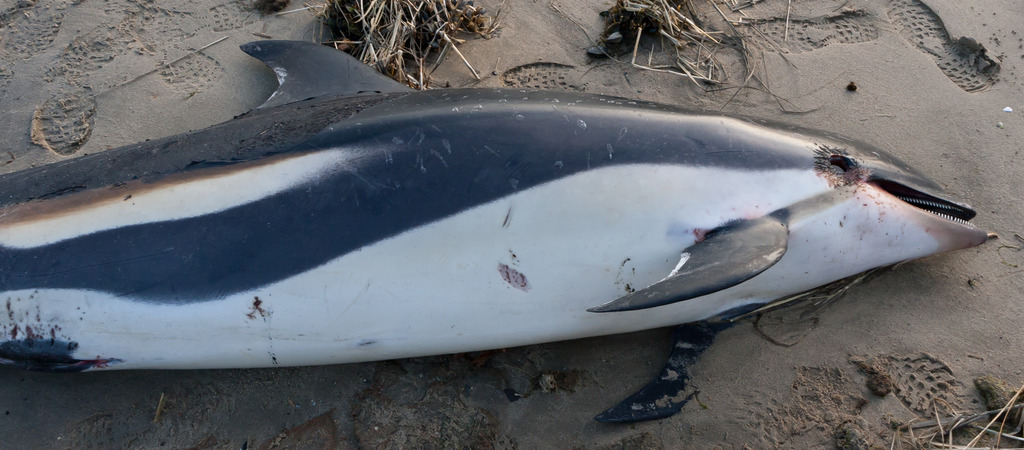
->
[745, 9, 880, 54]
[887, 353, 964, 415]
[886, 0, 998, 92]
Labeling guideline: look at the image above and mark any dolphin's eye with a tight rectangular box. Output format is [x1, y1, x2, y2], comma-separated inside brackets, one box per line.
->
[829, 155, 853, 172]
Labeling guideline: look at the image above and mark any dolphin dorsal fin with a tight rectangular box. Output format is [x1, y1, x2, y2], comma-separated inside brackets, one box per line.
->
[240, 40, 412, 109]
[589, 214, 789, 312]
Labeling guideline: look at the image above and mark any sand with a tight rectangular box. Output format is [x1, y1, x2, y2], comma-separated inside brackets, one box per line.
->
[0, 0, 1022, 448]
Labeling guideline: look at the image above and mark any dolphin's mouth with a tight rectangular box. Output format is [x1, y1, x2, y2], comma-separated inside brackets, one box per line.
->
[872, 180, 976, 225]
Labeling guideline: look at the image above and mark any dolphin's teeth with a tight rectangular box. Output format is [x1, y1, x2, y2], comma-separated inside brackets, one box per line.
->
[932, 211, 972, 226]
[896, 196, 973, 226]
[897, 196, 958, 211]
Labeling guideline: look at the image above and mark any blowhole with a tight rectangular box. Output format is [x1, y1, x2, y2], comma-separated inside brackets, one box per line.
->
[829, 154, 853, 173]
[813, 147, 865, 187]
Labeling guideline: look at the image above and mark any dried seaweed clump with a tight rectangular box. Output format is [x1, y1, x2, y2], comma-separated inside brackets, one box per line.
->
[592, 0, 724, 85]
[319, 0, 500, 89]
[589, 0, 724, 85]
[253, 0, 290, 15]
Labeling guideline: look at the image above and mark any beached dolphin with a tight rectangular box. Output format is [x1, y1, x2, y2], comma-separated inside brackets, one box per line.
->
[0, 41, 986, 422]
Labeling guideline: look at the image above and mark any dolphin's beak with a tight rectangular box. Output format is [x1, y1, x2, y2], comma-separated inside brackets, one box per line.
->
[870, 179, 976, 223]
[867, 178, 988, 252]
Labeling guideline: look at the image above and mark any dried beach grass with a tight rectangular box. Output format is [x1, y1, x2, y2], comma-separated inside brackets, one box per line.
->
[728, 266, 889, 323]
[890, 381, 1024, 449]
[318, 0, 501, 89]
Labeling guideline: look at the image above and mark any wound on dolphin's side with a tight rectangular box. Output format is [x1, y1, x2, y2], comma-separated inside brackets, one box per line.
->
[0, 338, 120, 372]
[498, 263, 530, 291]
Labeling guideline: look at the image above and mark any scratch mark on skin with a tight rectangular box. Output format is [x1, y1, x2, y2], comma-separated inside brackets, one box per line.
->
[498, 263, 530, 291]
[268, 340, 278, 365]
[340, 280, 372, 315]
[614, 257, 636, 294]
[32, 249, 176, 280]
[430, 149, 448, 167]
[245, 296, 277, 364]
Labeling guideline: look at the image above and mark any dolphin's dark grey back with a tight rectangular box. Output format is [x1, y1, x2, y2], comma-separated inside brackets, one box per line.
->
[0, 93, 394, 209]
